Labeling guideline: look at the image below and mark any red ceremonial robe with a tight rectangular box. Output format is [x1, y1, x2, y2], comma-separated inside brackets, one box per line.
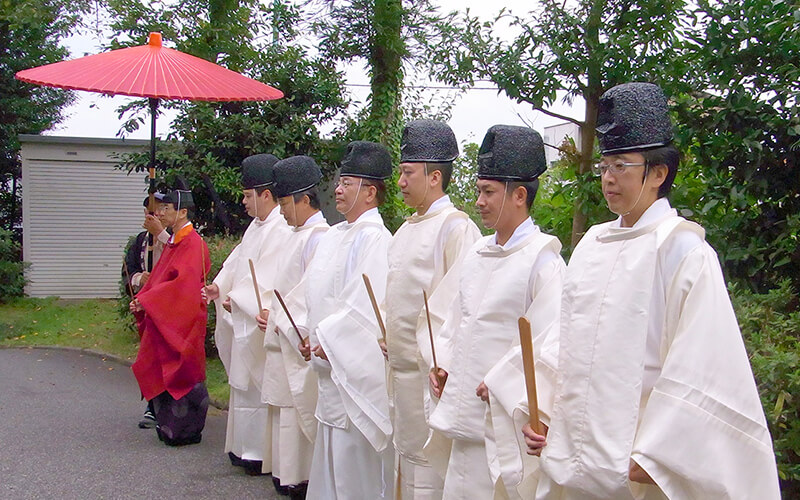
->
[132, 224, 211, 401]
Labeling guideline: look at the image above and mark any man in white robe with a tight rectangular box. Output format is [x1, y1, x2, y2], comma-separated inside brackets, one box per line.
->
[202, 153, 292, 474]
[299, 141, 395, 499]
[255, 155, 329, 498]
[524, 82, 780, 499]
[385, 119, 481, 499]
[426, 125, 565, 500]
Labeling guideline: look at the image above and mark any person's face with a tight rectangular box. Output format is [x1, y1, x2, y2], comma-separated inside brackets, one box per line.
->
[160, 203, 179, 228]
[156, 202, 171, 226]
[242, 189, 258, 217]
[334, 176, 364, 214]
[599, 152, 649, 215]
[475, 179, 509, 229]
[397, 162, 430, 208]
[278, 195, 298, 226]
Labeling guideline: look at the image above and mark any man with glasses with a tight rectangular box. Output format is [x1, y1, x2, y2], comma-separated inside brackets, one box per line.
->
[298, 141, 395, 499]
[524, 82, 779, 498]
[202, 153, 292, 475]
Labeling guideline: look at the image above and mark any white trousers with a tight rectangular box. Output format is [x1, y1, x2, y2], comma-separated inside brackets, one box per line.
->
[225, 383, 268, 462]
[441, 439, 494, 500]
[262, 405, 314, 486]
[306, 421, 394, 499]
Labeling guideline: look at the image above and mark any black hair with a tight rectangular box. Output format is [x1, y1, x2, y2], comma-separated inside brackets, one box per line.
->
[361, 178, 387, 205]
[292, 186, 321, 210]
[426, 161, 454, 192]
[508, 179, 540, 210]
[255, 185, 277, 201]
[642, 144, 680, 198]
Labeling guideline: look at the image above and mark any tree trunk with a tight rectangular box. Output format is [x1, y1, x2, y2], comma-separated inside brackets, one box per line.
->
[366, 0, 403, 148]
[570, 97, 597, 248]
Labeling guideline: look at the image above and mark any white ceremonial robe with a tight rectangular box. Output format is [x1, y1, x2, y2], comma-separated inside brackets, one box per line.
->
[212, 205, 292, 462]
[536, 199, 780, 499]
[260, 211, 329, 483]
[303, 208, 395, 500]
[385, 195, 481, 499]
[427, 219, 565, 500]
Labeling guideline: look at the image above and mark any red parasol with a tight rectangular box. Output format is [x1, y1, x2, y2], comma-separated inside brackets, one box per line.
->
[16, 32, 283, 269]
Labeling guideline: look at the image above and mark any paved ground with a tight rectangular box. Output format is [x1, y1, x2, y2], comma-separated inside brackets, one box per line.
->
[0, 347, 279, 499]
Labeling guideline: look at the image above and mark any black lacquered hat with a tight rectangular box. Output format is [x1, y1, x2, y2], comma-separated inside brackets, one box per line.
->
[596, 82, 673, 155]
[477, 125, 546, 182]
[272, 155, 322, 198]
[340, 141, 393, 180]
[241, 153, 280, 189]
[400, 119, 459, 163]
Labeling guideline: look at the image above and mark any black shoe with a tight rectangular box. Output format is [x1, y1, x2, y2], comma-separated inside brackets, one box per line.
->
[138, 409, 157, 429]
[272, 476, 291, 495]
[228, 452, 243, 467]
[242, 459, 266, 476]
[287, 482, 308, 500]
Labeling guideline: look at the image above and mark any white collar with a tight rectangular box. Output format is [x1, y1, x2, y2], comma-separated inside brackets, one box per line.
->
[612, 198, 672, 229]
[492, 217, 534, 250]
[301, 210, 325, 227]
[421, 194, 451, 215]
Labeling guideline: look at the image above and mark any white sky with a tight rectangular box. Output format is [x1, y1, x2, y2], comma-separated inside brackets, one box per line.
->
[47, 1, 584, 147]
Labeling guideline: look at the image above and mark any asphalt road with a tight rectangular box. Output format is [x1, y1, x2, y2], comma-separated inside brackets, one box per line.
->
[0, 347, 279, 500]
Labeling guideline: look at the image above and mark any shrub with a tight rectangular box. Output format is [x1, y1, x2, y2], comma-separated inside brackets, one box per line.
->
[0, 227, 28, 302]
[732, 280, 800, 491]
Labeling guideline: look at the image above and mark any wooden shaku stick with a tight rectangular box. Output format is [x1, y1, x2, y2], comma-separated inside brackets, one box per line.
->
[273, 289, 306, 345]
[248, 259, 264, 312]
[362, 273, 386, 342]
[422, 289, 438, 373]
[518, 317, 542, 434]
[122, 259, 135, 298]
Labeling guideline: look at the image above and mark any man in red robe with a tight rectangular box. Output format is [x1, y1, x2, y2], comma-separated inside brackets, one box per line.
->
[129, 188, 211, 446]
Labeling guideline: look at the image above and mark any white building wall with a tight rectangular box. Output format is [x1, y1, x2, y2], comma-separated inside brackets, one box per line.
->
[20, 135, 150, 298]
[543, 122, 582, 166]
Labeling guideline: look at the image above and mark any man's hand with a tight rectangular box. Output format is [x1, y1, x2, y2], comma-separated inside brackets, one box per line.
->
[255, 309, 270, 332]
[629, 460, 655, 484]
[202, 284, 220, 304]
[476, 381, 489, 402]
[222, 297, 231, 313]
[429, 368, 448, 398]
[378, 338, 388, 360]
[129, 299, 143, 313]
[299, 338, 311, 361]
[139, 271, 150, 288]
[312, 344, 327, 360]
[522, 422, 548, 456]
[143, 214, 165, 235]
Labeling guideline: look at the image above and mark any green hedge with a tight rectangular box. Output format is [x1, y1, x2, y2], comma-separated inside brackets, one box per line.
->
[733, 280, 800, 490]
[0, 228, 27, 302]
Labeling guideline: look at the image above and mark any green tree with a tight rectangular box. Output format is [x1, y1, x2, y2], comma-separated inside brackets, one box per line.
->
[107, 0, 349, 235]
[671, 0, 800, 291]
[0, 0, 88, 232]
[308, 0, 443, 231]
[428, 0, 686, 247]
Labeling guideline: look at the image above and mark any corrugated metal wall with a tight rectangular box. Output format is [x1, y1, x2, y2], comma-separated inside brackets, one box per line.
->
[20, 135, 150, 298]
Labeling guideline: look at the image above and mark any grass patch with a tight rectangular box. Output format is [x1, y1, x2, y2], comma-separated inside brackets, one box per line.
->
[0, 297, 229, 405]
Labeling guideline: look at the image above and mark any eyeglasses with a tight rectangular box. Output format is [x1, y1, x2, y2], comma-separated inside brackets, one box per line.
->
[336, 179, 363, 189]
[591, 161, 646, 176]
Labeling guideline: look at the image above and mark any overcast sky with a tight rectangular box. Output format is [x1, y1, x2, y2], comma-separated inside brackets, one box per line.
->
[47, 1, 584, 148]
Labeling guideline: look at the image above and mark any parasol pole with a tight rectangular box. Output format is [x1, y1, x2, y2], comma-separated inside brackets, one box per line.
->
[518, 317, 542, 434]
[362, 273, 386, 342]
[146, 97, 159, 271]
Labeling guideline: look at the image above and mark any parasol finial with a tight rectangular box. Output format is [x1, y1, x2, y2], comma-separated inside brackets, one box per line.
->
[148, 32, 162, 47]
